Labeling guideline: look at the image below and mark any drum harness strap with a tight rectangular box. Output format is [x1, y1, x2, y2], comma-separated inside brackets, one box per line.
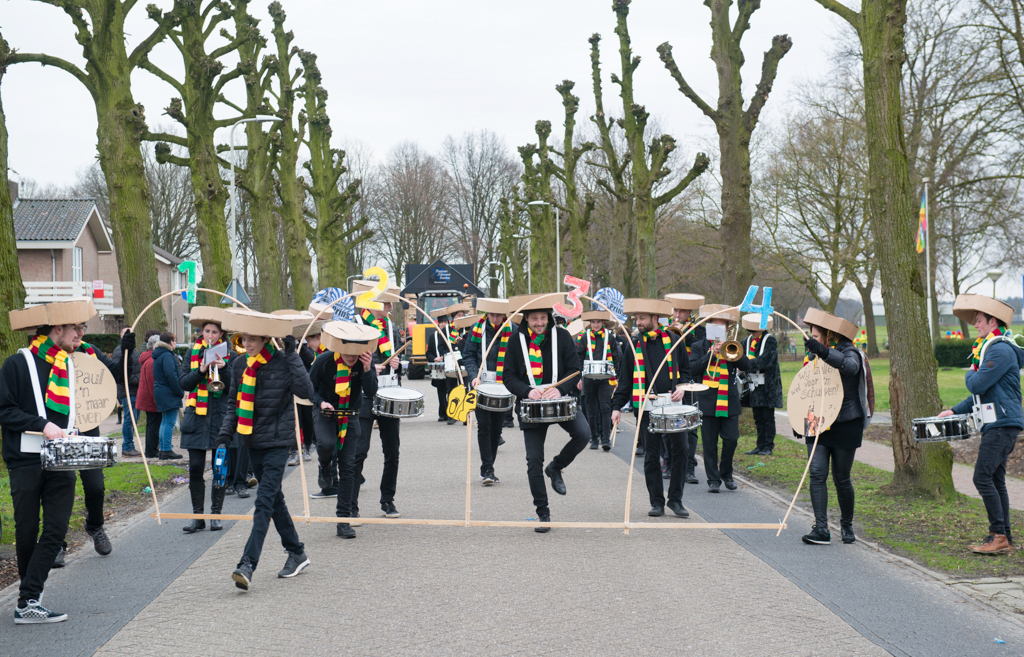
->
[20, 348, 76, 431]
[586, 329, 616, 387]
[971, 333, 1014, 426]
[519, 327, 558, 388]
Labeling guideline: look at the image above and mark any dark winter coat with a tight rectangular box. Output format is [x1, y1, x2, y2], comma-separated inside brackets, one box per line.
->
[807, 337, 868, 428]
[740, 333, 783, 409]
[425, 325, 456, 389]
[463, 319, 519, 382]
[0, 349, 72, 468]
[178, 346, 234, 451]
[113, 344, 141, 398]
[502, 313, 581, 403]
[689, 338, 751, 418]
[612, 331, 677, 414]
[151, 342, 184, 412]
[952, 338, 1024, 432]
[218, 348, 313, 450]
[136, 350, 157, 413]
[309, 351, 378, 411]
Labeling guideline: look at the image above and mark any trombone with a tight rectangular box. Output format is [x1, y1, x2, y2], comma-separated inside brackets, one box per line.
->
[718, 323, 743, 362]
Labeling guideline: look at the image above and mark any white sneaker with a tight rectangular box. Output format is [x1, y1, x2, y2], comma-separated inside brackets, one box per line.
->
[15, 600, 67, 624]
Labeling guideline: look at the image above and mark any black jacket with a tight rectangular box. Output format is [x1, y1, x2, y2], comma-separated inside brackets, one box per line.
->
[807, 338, 865, 425]
[178, 346, 235, 450]
[112, 345, 140, 398]
[740, 333, 783, 409]
[575, 328, 621, 370]
[689, 338, 750, 417]
[218, 348, 313, 450]
[463, 319, 519, 382]
[309, 351, 378, 411]
[502, 315, 581, 402]
[0, 349, 73, 468]
[612, 331, 677, 413]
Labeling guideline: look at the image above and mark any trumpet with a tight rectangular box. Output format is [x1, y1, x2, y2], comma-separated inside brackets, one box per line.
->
[208, 361, 225, 393]
[665, 322, 685, 337]
[718, 324, 743, 362]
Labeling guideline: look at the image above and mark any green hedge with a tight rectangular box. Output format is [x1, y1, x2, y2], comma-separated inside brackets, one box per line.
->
[934, 340, 973, 368]
[83, 333, 118, 355]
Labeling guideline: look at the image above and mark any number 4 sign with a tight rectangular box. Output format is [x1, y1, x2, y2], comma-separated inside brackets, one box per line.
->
[739, 285, 774, 330]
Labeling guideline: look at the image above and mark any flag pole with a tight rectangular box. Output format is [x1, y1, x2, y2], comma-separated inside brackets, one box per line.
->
[924, 177, 933, 343]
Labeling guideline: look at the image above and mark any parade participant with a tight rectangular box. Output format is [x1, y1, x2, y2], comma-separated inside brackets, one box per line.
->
[611, 299, 689, 518]
[351, 279, 405, 519]
[502, 294, 589, 533]
[740, 314, 783, 457]
[426, 306, 459, 424]
[65, 322, 134, 559]
[463, 299, 516, 485]
[665, 293, 705, 482]
[689, 304, 750, 493]
[178, 307, 232, 534]
[299, 322, 327, 463]
[309, 321, 380, 539]
[577, 310, 619, 451]
[940, 295, 1024, 555]
[217, 309, 313, 590]
[1, 299, 96, 623]
[799, 308, 869, 545]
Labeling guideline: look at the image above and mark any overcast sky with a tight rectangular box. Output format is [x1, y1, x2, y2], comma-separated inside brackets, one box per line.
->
[4, 0, 849, 186]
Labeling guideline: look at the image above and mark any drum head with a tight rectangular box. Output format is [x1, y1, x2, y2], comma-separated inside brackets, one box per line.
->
[477, 383, 511, 396]
[377, 386, 424, 401]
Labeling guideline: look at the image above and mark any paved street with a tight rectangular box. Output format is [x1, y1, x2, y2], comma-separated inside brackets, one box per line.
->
[4, 378, 1024, 656]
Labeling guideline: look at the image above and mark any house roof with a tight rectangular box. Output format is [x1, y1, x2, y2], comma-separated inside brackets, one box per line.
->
[13, 198, 114, 252]
[153, 245, 183, 266]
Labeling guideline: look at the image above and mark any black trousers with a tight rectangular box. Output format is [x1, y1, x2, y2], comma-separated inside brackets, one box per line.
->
[583, 379, 613, 445]
[974, 427, 1018, 538]
[242, 447, 303, 569]
[354, 397, 401, 511]
[78, 468, 104, 531]
[752, 406, 776, 450]
[187, 449, 225, 513]
[640, 413, 686, 505]
[145, 410, 161, 458]
[701, 415, 740, 485]
[685, 430, 698, 475]
[298, 404, 314, 449]
[228, 443, 251, 489]
[807, 443, 857, 529]
[433, 377, 456, 419]
[314, 410, 362, 518]
[476, 408, 505, 477]
[522, 412, 590, 516]
[9, 464, 75, 604]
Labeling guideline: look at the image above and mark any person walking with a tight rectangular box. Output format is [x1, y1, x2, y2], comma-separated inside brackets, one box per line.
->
[152, 332, 184, 460]
[740, 314, 783, 456]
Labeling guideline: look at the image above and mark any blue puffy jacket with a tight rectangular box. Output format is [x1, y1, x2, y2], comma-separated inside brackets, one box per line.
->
[952, 339, 1024, 432]
[152, 342, 185, 412]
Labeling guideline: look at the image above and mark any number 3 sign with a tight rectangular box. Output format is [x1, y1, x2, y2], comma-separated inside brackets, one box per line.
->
[553, 275, 591, 318]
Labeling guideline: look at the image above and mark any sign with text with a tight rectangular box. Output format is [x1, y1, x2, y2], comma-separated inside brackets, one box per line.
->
[787, 361, 843, 437]
[93, 280, 105, 299]
[72, 352, 118, 433]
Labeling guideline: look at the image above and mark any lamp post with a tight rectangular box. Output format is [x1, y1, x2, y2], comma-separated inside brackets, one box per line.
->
[229, 116, 282, 284]
[483, 260, 509, 297]
[987, 269, 1003, 298]
[346, 274, 364, 290]
[513, 232, 532, 294]
[527, 200, 559, 286]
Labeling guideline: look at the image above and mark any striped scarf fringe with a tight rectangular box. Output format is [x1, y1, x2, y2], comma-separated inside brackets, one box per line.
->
[971, 326, 1008, 371]
[334, 355, 351, 447]
[527, 330, 545, 386]
[632, 329, 673, 409]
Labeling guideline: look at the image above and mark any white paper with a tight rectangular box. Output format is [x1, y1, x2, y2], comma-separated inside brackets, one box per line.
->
[203, 341, 229, 365]
[705, 323, 727, 342]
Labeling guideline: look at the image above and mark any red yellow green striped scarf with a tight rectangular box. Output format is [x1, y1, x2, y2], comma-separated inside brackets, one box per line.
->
[703, 354, 729, 417]
[334, 354, 351, 447]
[360, 309, 393, 357]
[31, 334, 71, 415]
[76, 342, 97, 358]
[971, 326, 1008, 371]
[747, 334, 761, 359]
[186, 338, 224, 415]
[632, 329, 674, 409]
[236, 342, 276, 434]
[587, 329, 618, 387]
[472, 319, 511, 383]
[527, 329, 545, 385]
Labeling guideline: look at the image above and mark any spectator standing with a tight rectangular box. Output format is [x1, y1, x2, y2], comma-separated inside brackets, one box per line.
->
[152, 332, 184, 459]
[113, 330, 142, 456]
[135, 331, 162, 458]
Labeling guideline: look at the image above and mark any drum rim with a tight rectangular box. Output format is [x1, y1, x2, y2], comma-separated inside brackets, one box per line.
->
[375, 387, 425, 400]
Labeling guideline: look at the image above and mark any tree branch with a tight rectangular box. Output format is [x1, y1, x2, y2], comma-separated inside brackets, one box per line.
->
[144, 131, 188, 148]
[743, 34, 793, 133]
[129, 5, 179, 71]
[9, 52, 95, 98]
[810, 0, 860, 31]
[654, 153, 711, 207]
[137, 57, 186, 97]
[656, 42, 720, 123]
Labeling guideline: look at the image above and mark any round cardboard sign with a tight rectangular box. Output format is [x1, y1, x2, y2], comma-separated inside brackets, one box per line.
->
[787, 361, 843, 437]
[72, 352, 119, 433]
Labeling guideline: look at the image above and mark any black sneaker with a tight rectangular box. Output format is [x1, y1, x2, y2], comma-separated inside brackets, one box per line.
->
[437, 417, 447, 422]
[225, 486, 236, 496]
[667, 501, 690, 518]
[744, 448, 761, 455]
[232, 558, 254, 590]
[708, 482, 721, 493]
[381, 502, 400, 518]
[498, 435, 507, 443]
[446, 418, 456, 425]
[601, 442, 611, 451]
[590, 442, 599, 450]
[635, 446, 645, 456]
[236, 485, 251, 499]
[648, 505, 665, 517]
[337, 523, 356, 539]
[802, 526, 832, 545]
[841, 526, 856, 544]
[14, 600, 67, 624]
[501, 422, 513, 430]
[53, 546, 66, 568]
[685, 472, 699, 484]
[481, 473, 496, 486]
[287, 450, 300, 467]
[310, 488, 338, 499]
[760, 448, 774, 456]
[158, 450, 183, 460]
[278, 550, 310, 578]
[723, 479, 737, 491]
[544, 463, 566, 495]
[247, 473, 258, 487]
[87, 527, 112, 556]
[535, 513, 551, 533]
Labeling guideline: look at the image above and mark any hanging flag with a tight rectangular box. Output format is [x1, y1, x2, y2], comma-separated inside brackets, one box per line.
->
[915, 192, 927, 253]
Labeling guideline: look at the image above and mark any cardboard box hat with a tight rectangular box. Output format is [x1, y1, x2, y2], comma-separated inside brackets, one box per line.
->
[803, 308, 858, 341]
[623, 298, 673, 317]
[508, 293, 565, 314]
[581, 309, 613, 322]
[188, 306, 225, 329]
[352, 279, 403, 306]
[430, 306, 456, 320]
[446, 302, 473, 317]
[665, 293, 705, 311]
[953, 294, 1015, 327]
[321, 321, 380, 355]
[742, 313, 774, 331]
[10, 298, 97, 331]
[698, 304, 741, 324]
[453, 313, 484, 330]
[475, 297, 509, 314]
[222, 308, 297, 339]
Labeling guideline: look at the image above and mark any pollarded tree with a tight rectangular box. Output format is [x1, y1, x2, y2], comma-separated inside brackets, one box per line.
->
[657, 0, 791, 304]
[0, 36, 26, 362]
[4, 2, 179, 332]
[550, 80, 596, 280]
[518, 121, 557, 292]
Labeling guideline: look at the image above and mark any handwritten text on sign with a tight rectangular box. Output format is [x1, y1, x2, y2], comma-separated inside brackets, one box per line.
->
[786, 361, 843, 437]
[72, 352, 118, 433]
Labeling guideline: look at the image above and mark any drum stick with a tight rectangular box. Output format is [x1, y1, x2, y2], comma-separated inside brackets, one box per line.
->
[392, 341, 411, 357]
[544, 371, 580, 391]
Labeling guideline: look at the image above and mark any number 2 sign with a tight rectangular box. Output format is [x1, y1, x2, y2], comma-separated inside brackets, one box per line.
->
[355, 267, 390, 311]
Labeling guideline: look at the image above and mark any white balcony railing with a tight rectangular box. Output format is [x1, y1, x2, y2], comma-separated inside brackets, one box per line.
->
[24, 281, 115, 310]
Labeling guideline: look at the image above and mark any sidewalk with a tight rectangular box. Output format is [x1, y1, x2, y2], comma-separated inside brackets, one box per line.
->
[775, 410, 1024, 510]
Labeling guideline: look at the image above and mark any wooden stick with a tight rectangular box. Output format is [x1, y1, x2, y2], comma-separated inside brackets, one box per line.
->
[392, 340, 411, 357]
[465, 412, 473, 526]
[611, 417, 619, 449]
[293, 397, 311, 522]
[544, 370, 580, 390]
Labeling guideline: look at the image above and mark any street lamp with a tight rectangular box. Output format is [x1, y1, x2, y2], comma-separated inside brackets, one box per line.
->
[987, 269, 1003, 298]
[347, 274, 364, 290]
[229, 116, 283, 284]
[483, 260, 509, 297]
[527, 200, 560, 286]
[513, 232, 532, 294]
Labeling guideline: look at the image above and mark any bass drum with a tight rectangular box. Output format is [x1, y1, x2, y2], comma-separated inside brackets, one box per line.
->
[373, 387, 425, 418]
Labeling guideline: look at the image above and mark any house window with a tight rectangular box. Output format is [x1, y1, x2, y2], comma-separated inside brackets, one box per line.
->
[72, 247, 82, 282]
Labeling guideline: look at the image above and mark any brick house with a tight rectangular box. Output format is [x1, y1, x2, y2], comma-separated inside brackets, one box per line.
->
[11, 183, 189, 336]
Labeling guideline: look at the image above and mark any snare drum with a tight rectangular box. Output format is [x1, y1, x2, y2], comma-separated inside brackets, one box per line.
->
[373, 386, 425, 418]
[518, 396, 578, 424]
[444, 351, 467, 378]
[320, 407, 359, 419]
[582, 360, 616, 380]
[912, 414, 976, 443]
[649, 404, 702, 433]
[41, 435, 117, 471]
[428, 362, 446, 380]
[378, 373, 399, 388]
[476, 383, 516, 412]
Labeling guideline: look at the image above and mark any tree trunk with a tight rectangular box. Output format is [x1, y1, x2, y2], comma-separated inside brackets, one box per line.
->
[855, 278, 880, 357]
[718, 128, 755, 303]
[0, 42, 26, 362]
